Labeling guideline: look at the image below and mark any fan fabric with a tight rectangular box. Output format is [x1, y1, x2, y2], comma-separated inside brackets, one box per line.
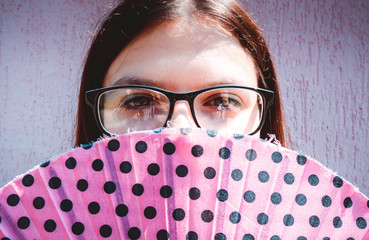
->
[0, 128, 368, 239]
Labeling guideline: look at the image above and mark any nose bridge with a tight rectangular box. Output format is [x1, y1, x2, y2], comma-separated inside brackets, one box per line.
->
[167, 99, 197, 128]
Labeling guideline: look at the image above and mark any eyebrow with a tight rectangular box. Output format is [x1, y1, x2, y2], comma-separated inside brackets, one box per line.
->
[112, 77, 167, 89]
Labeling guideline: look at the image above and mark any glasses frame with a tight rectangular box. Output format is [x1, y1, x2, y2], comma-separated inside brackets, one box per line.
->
[85, 84, 274, 136]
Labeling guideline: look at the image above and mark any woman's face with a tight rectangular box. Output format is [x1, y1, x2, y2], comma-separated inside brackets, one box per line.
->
[102, 19, 259, 136]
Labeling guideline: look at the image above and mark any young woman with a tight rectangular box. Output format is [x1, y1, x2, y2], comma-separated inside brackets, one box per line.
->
[76, 0, 288, 147]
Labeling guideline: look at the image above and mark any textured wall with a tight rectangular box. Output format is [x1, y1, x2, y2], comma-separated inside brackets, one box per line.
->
[0, 0, 368, 197]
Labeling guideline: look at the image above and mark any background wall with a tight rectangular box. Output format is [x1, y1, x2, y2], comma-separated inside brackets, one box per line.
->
[0, 0, 368, 197]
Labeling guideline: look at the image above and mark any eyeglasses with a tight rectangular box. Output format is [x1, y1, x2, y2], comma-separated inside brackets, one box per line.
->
[85, 85, 274, 136]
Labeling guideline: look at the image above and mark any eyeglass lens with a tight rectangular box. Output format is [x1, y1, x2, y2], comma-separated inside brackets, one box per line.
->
[98, 87, 263, 135]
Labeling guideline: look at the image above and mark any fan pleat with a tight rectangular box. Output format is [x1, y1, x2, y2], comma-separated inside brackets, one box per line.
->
[40, 153, 97, 239]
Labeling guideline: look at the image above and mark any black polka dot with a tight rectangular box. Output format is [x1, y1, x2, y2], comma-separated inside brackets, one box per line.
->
[244, 191, 256, 203]
[40, 160, 50, 167]
[104, 181, 116, 194]
[191, 145, 204, 157]
[309, 215, 320, 227]
[17, 216, 30, 229]
[295, 194, 307, 206]
[48, 177, 61, 189]
[296, 154, 307, 165]
[207, 129, 217, 137]
[233, 133, 244, 139]
[108, 139, 120, 151]
[356, 217, 367, 229]
[257, 213, 269, 225]
[271, 152, 282, 163]
[72, 222, 85, 235]
[147, 163, 160, 176]
[270, 236, 281, 240]
[128, 227, 141, 239]
[308, 174, 319, 186]
[219, 147, 231, 159]
[343, 197, 353, 208]
[186, 231, 198, 240]
[321, 195, 332, 207]
[2, 237, 10, 240]
[283, 214, 294, 226]
[231, 169, 243, 181]
[284, 173, 295, 184]
[88, 202, 100, 215]
[44, 219, 56, 232]
[115, 204, 128, 217]
[229, 211, 241, 224]
[214, 233, 226, 240]
[7, 194, 20, 207]
[160, 185, 173, 198]
[156, 229, 169, 240]
[163, 142, 176, 155]
[60, 199, 73, 212]
[77, 179, 88, 192]
[347, 238, 354, 240]
[120, 161, 132, 173]
[271, 192, 282, 205]
[189, 187, 201, 200]
[176, 165, 188, 177]
[65, 157, 77, 169]
[333, 216, 342, 228]
[100, 224, 112, 238]
[333, 176, 343, 188]
[132, 184, 144, 196]
[245, 149, 257, 161]
[135, 141, 147, 153]
[367, 200, 369, 208]
[297, 237, 307, 240]
[33, 196, 45, 209]
[92, 159, 104, 171]
[173, 208, 185, 221]
[180, 128, 191, 135]
[258, 171, 269, 183]
[22, 174, 34, 187]
[217, 189, 228, 202]
[243, 234, 255, 240]
[323, 238, 330, 240]
[204, 167, 216, 179]
[144, 206, 157, 219]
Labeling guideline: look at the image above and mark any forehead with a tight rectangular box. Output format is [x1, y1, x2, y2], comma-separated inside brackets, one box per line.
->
[104, 18, 257, 91]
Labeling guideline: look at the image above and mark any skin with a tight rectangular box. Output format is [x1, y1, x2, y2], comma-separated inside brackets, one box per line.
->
[103, 18, 259, 135]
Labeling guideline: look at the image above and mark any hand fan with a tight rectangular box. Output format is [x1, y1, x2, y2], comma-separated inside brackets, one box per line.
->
[0, 128, 368, 240]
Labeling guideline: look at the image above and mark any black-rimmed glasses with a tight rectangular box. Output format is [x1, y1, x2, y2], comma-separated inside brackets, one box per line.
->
[85, 85, 274, 136]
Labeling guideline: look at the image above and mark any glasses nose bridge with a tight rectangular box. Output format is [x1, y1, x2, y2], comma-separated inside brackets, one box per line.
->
[170, 92, 195, 104]
[166, 92, 200, 128]
[168, 92, 197, 114]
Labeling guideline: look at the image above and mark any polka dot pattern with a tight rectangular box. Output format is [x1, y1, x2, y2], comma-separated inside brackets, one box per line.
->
[17, 216, 30, 229]
[44, 219, 57, 232]
[22, 174, 34, 187]
[92, 159, 104, 171]
[0, 128, 367, 240]
[189, 187, 201, 200]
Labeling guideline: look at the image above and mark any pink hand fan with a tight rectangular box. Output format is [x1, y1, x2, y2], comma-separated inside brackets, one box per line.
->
[0, 128, 368, 239]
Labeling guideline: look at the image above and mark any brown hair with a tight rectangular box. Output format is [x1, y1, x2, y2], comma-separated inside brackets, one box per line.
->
[75, 0, 288, 147]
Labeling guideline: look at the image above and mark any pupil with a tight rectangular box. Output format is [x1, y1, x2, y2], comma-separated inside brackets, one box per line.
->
[216, 97, 229, 107]
[133, 98, 149, 106]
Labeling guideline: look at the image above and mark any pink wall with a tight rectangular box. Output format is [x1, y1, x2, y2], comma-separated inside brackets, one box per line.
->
[0, 0, 368, 196]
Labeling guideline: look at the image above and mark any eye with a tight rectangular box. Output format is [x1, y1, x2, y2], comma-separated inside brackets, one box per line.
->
[203, 94, 242, 110]
[120, 94, 155, 109]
